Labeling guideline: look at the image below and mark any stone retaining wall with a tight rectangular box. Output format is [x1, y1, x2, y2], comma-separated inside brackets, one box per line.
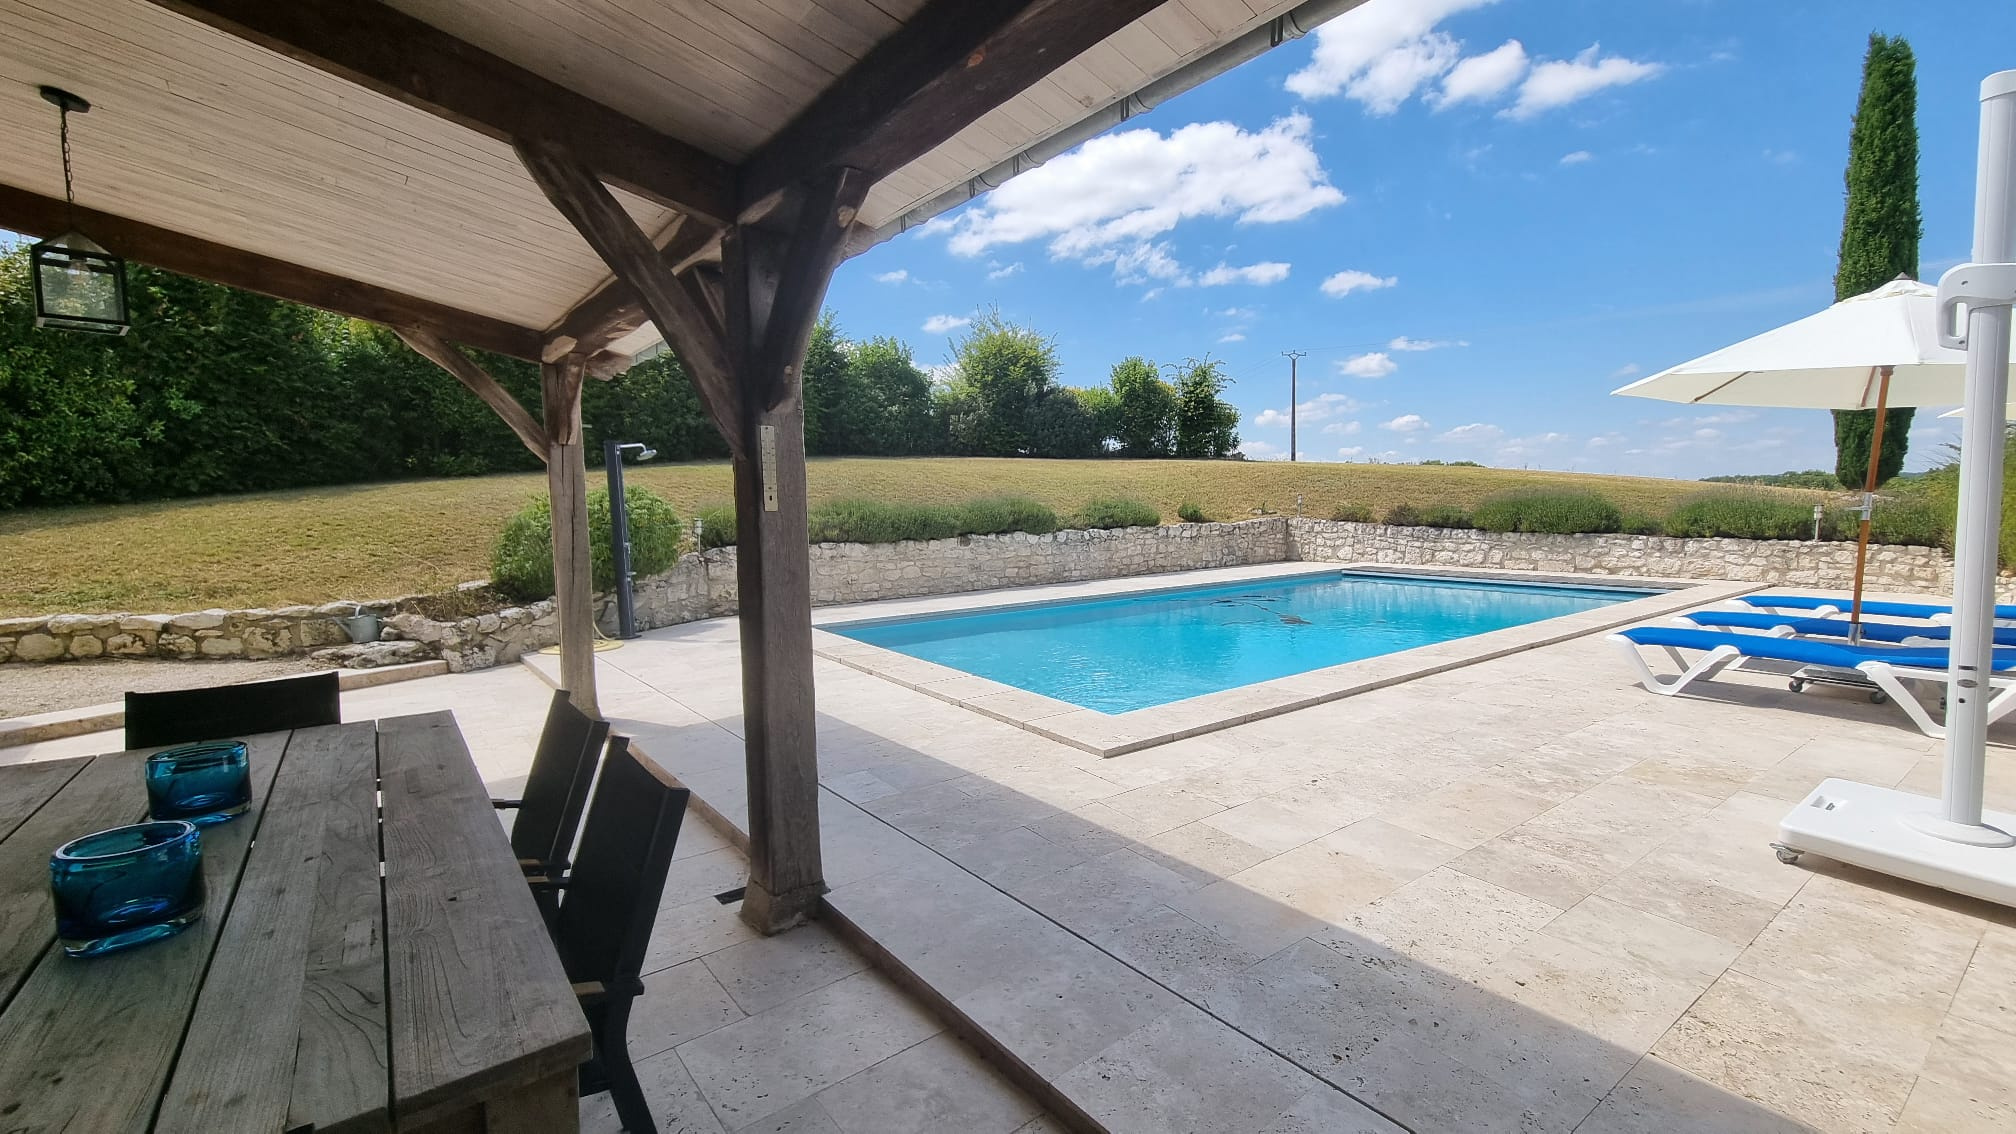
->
[1287, 518, 1957, 592]
[0, 601, 393, 666]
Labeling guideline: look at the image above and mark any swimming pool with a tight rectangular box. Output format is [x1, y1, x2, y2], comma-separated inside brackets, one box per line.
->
[828, 571, 1661, 714]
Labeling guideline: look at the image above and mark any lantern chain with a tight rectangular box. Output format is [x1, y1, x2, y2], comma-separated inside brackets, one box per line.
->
[58, 99, 76, 222]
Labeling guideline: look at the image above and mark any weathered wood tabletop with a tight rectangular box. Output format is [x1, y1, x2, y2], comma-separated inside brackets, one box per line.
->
[0, 711, 589, 1133]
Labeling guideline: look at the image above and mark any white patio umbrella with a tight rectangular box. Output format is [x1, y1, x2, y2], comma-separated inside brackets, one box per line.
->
[1613, 276, 2015, 633]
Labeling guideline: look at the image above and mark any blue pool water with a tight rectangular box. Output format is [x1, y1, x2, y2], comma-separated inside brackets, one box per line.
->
[831, 571, 1659, 714]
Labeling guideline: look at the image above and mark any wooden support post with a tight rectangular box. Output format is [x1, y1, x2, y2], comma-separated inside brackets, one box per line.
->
[542, 355, 598, 719]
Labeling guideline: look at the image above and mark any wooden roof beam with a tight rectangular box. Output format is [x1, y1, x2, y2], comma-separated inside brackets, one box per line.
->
[738, 0, 1165, 212]
[145, 0, 737, 226]
[0, 183, 543, 360]
[543, 219, 724, 362]
[395, 329, 551, 459]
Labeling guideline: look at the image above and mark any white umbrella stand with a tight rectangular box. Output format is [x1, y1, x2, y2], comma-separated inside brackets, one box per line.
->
[1779, 70, 2016, 906]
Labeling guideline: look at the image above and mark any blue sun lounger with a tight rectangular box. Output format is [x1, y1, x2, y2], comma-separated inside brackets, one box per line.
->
[1608, 625, 2016, 738]
[1679, 609, 2016, 647]
[1736, 594, 2016, 623]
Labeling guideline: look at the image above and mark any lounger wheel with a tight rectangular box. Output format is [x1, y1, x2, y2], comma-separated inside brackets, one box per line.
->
[1771, 843, 1803, 865]
[1869, 689, 1888, 705]
[1788, 678, 1806, 694]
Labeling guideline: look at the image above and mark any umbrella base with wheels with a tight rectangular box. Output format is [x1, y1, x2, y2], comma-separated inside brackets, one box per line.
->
[1777, 779, 2016, 904]
[1786, 665, 1887, 703]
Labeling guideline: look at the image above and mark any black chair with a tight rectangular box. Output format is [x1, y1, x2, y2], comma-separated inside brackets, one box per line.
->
[495, 690, 610, 898]
[124, 671, 341, 749]
[549, 737, 688, 1133]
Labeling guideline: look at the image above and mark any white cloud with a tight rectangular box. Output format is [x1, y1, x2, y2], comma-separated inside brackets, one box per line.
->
[1339, 351, 1398, 378]
[1692, 427, 1721, 441]
[1243, 439, 1288, 460]
[1337, 446, 1367, 458]
[1254, 393, 1361, 429]
[873, 269, 909, 284]
[1694, 410, 1757, 425]
[1218, 332, 1247, 343]
[1560, 150, 1594, 165]
[1762, 149, 1798, 166]
[986, 261, 1024, 280]
[935, 114, 1344, 289]
[1198, 261, 1292, 287]
[1321, 270, 1398, 297]
[1438, 422, 1503, 444]
[1284, 0, 1497, 113]
[1322, 420, 1363, 436]
[1217, 306, 1259, 319]
[1505, 45, 1664, 120]
[922, 314, 971, 334]
[1388, 336, 1466, 352]
[1610, 362, 1641, 378]
[1434, 39, 1528, 108]
[1382, 413, 1431, 433]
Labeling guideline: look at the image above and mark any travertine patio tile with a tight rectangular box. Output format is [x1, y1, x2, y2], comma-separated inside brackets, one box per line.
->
[1744, 734, 1924, 802]
[580, 1045, 725, 1134]
[1007, 847, 1194, 935]
[812, 1034, 1041, 1134]
[1576, 1055, 1815, 1134]
[677, 970, 941, 1128]
[828, 859, 1080, 1001]
[1543, 894, 1744, 983]
[821, 769, 902, 806]
[1896, 1074, 2016, 1132]
[1137, 819, 1272, 887]
[702, 922, 867, 1016]
[954, 951, 1183, 1078]
[1381, 779, 1555, 849]
[1101, 782, 1227, 833]
[1450, 835, 1607, 910]
[1052, 1006, 1335, 1134]
[629, 958, 746, 1061]
[1483, 931, 1714, 1052]
[1328, 867, 1558, 980]
[1223, 842, 1412, 926]
[1946, 924, 2016, 1035]
[1315, 816, 1468, 878]
[1653, 969, 1921, 1133]
[1258, 1086, 1404, 1133]
[735, 1096, 843, 1132]
[646, 894, 763, 974]
[1167, 877, 1327, 959]
[1198, 793, 1371, 855]
[939, 824, 1093, 889]
[1093, 904, 1267, 1001]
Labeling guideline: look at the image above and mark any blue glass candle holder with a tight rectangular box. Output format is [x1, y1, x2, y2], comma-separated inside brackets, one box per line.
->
[146, 740, 251, 825]
[50, 821, 205, 957]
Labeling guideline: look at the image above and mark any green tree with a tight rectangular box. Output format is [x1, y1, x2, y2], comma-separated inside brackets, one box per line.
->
[1027, 387, 1109, 458]
[1831, 33, 1921, 489]
[799, 311, 856, 455]
[581, 349, 730, 465]
[1170, 358, 1239, 458]
[1109, 356, 1176, 456]
[848, 336, 936, 454]
[942, 311, 1058, 456]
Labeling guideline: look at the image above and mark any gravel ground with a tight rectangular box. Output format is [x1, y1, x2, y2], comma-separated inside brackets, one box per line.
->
[0, 657, 326, 719]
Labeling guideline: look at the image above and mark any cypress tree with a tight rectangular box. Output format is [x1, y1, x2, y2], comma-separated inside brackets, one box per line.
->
[1831, 33, 1922, 489]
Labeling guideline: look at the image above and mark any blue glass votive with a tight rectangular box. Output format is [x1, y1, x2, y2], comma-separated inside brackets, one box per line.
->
[50, 821, 206, 957]
[146, 740, 251, 825]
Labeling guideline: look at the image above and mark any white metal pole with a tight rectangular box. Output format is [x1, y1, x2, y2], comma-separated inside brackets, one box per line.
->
[1933, 72, 2016, 844]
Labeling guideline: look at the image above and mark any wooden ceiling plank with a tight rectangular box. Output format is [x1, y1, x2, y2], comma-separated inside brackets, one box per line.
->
[0, 183, 544, 360]
[141, 0, 738, 225]
[739, 0, 1167, 211]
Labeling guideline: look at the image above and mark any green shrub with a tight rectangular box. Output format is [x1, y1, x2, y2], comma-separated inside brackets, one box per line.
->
[1330, 503, 1375, 523]
[959, 495, 1060, 535]
[1620, 511, 1665, 536]
[695, 504, 737, 549]
[808, 498, 962, 543]
[1471, 490, 1622, 535]
[1074, 497, 1161, 529]
[1663, 490, 1820, 541]
[1418, 504, 1476, 529]
[1867, 494, 1951, 548]
[1177, 500, 1207, 523]
[491, 487, 682, 602]
[1382, 502, 1423, 526]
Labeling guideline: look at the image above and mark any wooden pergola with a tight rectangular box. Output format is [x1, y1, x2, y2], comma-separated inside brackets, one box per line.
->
[0, 0, 1349, 931]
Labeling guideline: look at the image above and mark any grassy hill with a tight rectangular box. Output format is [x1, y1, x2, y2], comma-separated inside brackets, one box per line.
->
[0, 458, 1818, 617]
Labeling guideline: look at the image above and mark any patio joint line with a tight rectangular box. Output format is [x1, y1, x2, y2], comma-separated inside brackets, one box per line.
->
[830, 791, 1421, 1134]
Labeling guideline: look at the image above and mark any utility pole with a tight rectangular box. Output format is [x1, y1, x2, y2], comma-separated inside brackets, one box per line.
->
[1282, 350, 1306, 461]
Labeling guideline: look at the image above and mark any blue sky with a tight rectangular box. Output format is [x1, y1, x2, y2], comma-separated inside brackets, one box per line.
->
[826, 0, 2016, 478]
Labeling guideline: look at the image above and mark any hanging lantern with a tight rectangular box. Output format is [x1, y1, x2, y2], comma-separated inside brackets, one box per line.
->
[30, 86, 128, 335]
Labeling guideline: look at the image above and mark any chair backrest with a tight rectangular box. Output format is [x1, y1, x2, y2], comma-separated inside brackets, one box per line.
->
[125, 671, 342, 749]
[553, 737, 688, 990]
[510, 690, 611, 868]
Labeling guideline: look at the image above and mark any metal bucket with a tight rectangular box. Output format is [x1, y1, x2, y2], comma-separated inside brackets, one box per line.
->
[339, 612, 381, 644]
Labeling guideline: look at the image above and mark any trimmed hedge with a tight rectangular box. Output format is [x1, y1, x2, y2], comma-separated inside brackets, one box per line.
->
[1177, 500, 1208, 523]
[695, 504, 737, 548]
[959, 496, 1061, 535]
[1417, 504, 1476, 529]
[1471, 490, 1622, 535]
[1330, 503, 1375, 523]
[491, 487, 682, 602]
[1074, 497, 1161, 529]
[1663, 491, 1818, 541]
[808, 499, 962, 543]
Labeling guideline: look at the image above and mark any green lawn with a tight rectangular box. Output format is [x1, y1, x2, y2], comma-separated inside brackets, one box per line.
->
[0, 458, 1813, 617]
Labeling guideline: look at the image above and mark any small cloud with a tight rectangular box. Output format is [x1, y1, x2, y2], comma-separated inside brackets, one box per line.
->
[1559, 150, 1594, 166]
[1693, 427, 1722, 440]
[986, 261, 1025, 280]
[1217, 306, 1259, 319]
[1218, 332, 1247, 343]
[1435, 39, 1530, 109]
[1336, 446, 1367, 458]
[1504, 45, 1664, 120]
[1321, 270, 1398, 297]
[922, 314, 971, 334]
[1762, 148, 1798, 166]
[873, 269, 909, 284]
[1243, 439, 1288, 461]
[1610, 362, 1641, 378]
[1381, 413, 1431, 434]
[1198, 261, 1291, 287]
[1339, 351, 1398, 378]
[1694, 410, 1757, 425]
[1322, 420, 1363, 436]
[1438, 422, 1504, 444]
[1254, 393, 1361, 429]
[1388, 336, 1466, 352]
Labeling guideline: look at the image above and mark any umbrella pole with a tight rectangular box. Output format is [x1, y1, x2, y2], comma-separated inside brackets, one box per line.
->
[1847, 366, 1893, 644]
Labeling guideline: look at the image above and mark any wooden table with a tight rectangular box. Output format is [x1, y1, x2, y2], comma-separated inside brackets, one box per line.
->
[0, 711, 590, 1132]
